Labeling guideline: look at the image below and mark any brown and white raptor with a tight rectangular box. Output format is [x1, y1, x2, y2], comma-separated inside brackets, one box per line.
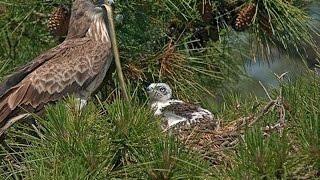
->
[0, 0, 114, 136]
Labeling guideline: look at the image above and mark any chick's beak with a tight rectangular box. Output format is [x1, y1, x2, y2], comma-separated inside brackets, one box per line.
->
[145, 86, 153, 93]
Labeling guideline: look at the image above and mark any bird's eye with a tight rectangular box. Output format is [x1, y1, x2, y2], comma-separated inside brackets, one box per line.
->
[159, 87, 166, 92]
[107, 0, 114, 5]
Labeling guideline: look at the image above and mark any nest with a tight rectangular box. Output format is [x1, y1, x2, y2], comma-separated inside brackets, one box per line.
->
[173, 75, 289, 166]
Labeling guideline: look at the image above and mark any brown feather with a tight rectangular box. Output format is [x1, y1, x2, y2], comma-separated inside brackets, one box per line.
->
[161, 102, 201, 120]
[74, 70, 89, 85]
[0, 38, 89, 99]
[7, 83, 30, 109]
[0, 105, 12, 127]
[0, 0, 113, 136]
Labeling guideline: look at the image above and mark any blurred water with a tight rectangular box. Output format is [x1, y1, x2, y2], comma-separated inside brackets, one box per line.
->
[239, 5, 320, 97]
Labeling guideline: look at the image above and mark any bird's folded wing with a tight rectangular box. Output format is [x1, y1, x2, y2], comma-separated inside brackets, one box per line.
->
[0, 39, 112, 122]
[0, 38, 90, 98]
[162, 102, 217, 130]
[161, 102, 201, 120]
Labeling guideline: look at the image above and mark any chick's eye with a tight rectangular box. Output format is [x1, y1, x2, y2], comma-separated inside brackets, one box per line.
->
[159, 87, 166, 92]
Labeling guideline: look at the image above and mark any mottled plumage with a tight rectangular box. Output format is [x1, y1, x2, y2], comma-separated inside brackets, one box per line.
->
[0, 0, 113, 136]
[146, 83, 218, 131]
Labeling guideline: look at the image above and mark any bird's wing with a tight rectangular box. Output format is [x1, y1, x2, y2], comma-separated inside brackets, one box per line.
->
[0, 38, 90, 98]
[0, 38, 112, 124]
[162, 102, 217, 130]
[161, 102, 203, 120]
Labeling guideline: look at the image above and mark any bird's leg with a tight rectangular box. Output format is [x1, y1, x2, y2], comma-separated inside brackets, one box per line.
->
[71, 97, 87, 111]
[77, 98, 87, 110]
[71, 97, 87, 115]
[75, 91, 89, 112]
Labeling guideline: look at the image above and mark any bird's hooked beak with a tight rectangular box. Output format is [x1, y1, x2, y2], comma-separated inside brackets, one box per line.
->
[96, 0, 114, 7]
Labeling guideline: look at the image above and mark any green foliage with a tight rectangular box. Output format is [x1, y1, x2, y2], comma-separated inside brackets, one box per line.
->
[114, 0, 245, 101]
[0, 96, 211, 179]
[2, 72, 320, 179]
[0, 1, 57, 78]
[283, 74, 320, 175]
[229, 126, 290, 179]
[213, 72, 320, 179]
[0, 0, 318, 101]
[248, 0, 319, 60]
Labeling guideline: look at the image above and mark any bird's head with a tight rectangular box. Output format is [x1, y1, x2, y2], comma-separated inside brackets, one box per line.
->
[70, 0, 114, 17]
[146, 83, 172, 102]
[66, 0, 114, 39]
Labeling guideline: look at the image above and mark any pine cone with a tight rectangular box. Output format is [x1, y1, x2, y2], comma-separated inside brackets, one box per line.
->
[233, 3, 256, 31]
[214, 0, 245, 28]
[48, 5, 71, 37]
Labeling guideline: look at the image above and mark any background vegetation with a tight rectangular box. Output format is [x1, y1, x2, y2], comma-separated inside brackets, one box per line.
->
[0, 0, 319, 179]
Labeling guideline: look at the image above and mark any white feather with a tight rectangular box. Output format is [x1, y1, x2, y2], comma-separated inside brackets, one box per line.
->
[151, 99, 183, 115]
[163, 111, 186, 127]
[189, 108, 213, 123]
[151, 99, 212, 128]
[87, 12, 110, 43]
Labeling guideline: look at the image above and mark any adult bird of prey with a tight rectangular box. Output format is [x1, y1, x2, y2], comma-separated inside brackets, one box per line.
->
[0, 0, 113, 136]
[146, 83, 218, 131]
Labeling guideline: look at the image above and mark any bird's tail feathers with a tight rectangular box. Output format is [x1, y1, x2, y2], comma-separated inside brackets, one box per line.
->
[0, 82, 32, 136]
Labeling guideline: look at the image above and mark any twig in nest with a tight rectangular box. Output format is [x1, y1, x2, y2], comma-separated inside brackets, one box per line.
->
[263, 122, 286, 136]
[273, 72, 288, 128]
[233, 73, 289, 134]
[249, 100, 275, 126]
[259, 80, 272, 101]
